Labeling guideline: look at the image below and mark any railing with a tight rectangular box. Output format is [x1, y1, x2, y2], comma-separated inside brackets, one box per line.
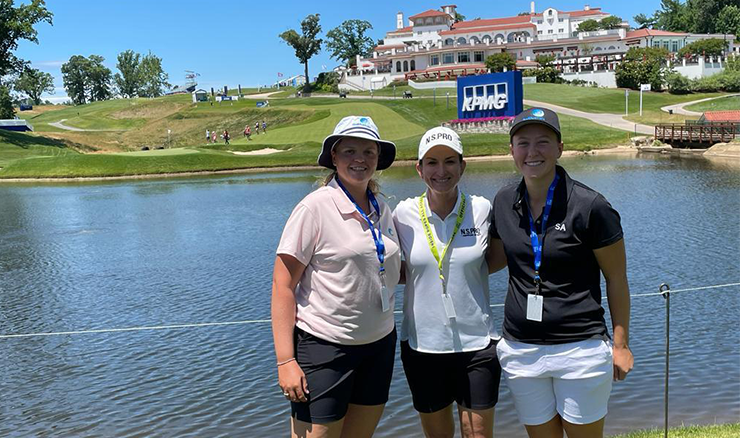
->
[654, 123, 737, 145]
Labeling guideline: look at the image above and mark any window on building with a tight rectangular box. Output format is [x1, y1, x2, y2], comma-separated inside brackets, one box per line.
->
[538, 19, 543, 24]
[457, 37, 467, 44]
[411, 60, 416, 70]
[396, 61, 401, 72]
[403, 60, 408, 72]
[559, 18, 564, 22]
[426, 18, 433, 25]
[653, 40, 661, 48]
[558, 28, 564, 33]
[458, 51, 470, 63]
[672, 40, 679, 52]
[474, 51, 484, 62]
[443, 52, 454, 64]
[663, 40, 669, 50]
[548, 9, 553, 16]
[538, 30, 543, 35]
[416, 20, 423, 26]
[548, 29, 553, 34]
[430, 54, 440, 66]
[444, 38, 454, 46]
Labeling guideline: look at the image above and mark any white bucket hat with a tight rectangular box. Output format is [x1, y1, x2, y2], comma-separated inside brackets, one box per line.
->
[418, 126, 463, 160]
[318, 116, 397, 170]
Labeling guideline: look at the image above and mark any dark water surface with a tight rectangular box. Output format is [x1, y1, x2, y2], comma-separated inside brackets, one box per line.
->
[1, 156, 738, 437]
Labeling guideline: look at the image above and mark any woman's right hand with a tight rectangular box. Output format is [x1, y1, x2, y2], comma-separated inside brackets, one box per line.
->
[278, 360, 309, 403]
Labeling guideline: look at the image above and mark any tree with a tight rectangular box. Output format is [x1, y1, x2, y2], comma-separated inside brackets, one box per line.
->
[485, 52, 516, 72]
[532, 55, 562, 83]
[138, 51, 169, 97]
[280, 14, 322, 92]
[325, 20, 374, 67]
[114, 50, 141, 98]
[0, 0, 53, 78]
[633, 13, 657, 29]
[454, 11, 466, 23]
[599, 16, 623, 30]
[615, 47, 670, 91]
[61, 55, 89, 105]
[14, 67, 54, 104]
[687, 0, 738, 34]
[0, 85, 14, 118]
[86, 55, 112, 102]
[717, 5, 740, 39]
[677, 38, 728, 57]
[576, 19, 600, 33]
[0, 0, 53, 118]
[61, 54, 112, 104]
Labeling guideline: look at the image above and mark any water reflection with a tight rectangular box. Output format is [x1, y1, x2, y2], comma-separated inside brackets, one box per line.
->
[0, 155, 738, 437]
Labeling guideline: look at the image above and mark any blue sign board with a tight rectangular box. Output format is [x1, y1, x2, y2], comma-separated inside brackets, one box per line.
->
[456, 71, 523, 119]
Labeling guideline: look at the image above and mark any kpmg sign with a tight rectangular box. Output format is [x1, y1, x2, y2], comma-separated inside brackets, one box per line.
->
[457, 71, 523, 119]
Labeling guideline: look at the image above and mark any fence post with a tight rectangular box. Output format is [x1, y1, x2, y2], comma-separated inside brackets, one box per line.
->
[660, 283, 671, 438]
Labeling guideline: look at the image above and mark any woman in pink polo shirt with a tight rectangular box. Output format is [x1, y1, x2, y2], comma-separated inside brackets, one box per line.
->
[271, 116, 402, 438]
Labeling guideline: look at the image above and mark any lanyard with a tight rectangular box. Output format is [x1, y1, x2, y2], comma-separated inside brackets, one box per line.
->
[525, 174, 560, 291]
[418, 191, 466, 295]
[335, 177, 385, 274]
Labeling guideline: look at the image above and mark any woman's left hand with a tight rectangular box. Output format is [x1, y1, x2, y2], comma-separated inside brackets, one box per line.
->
[612, 344, 634, 381]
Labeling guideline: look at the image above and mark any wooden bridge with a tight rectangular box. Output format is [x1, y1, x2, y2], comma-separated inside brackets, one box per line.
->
[654, 123, 737, 147]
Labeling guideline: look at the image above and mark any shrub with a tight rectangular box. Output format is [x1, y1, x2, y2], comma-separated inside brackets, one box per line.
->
[691, 74, 722, 92]
[485, 53, 516, 72]
[718, 70, 740, 92]
[666, 72, 692, 94]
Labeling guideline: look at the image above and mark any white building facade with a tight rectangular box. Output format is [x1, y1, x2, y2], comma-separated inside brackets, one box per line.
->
[340, 2, 738, 91]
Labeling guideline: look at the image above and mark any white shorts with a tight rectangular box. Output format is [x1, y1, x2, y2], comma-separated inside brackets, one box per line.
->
[496, 338, 613, 426]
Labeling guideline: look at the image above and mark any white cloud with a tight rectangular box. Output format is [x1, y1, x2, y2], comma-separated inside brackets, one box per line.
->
[33, 61, 65, 68]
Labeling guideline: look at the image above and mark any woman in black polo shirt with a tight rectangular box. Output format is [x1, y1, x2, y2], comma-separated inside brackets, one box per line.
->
[487, 108, 633, 438]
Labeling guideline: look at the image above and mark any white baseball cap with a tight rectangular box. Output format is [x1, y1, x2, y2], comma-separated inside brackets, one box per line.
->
[418, 126, 463, 160]
[318, 116, 396, 170]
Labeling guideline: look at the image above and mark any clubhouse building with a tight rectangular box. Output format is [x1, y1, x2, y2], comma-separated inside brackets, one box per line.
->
[339, 3, 738, 90]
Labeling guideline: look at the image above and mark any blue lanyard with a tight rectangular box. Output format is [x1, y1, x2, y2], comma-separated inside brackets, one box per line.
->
[525, 174, 560, 289]
[335, 177, 386, 273]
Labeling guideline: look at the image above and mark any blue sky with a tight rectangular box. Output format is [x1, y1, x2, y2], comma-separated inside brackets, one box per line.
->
[14, 0, 664, 102]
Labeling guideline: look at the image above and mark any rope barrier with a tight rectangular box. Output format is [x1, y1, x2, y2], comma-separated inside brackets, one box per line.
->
[1, 282, 737, 339]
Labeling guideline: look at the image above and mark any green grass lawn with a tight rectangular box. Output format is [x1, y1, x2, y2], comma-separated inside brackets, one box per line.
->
[685, 95, 740, 112]
[30, 95, 192, 132]
[0, 130, 79, 168]
[611, 423, 739, 438]
[352, 84, 458, 98]
[0, 97, 629, 178]
[0, 89, 633, 179]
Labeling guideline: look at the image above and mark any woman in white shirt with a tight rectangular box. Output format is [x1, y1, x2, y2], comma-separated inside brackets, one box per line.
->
[393, 127, 500, 438]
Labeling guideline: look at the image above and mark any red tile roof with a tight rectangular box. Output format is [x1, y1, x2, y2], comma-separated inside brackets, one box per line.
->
[409, 9, 451, 20]
[566, 8, 608, 17]
[626, 29, 687, 39]
[454, 15, 533, 29]
[374, 44, 407, 51]
[388, 26, 412, 34]
[703, 111, 740, 122]
[440, 23, 537, 36]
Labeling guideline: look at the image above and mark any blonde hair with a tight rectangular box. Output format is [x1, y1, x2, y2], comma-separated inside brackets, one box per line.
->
[321, 171, 380, 194]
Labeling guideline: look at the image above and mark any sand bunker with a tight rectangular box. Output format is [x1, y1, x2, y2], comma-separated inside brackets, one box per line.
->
[231, 148, 286, 156]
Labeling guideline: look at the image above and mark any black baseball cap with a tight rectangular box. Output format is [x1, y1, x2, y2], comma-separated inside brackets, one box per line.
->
[509, 108, 562, 142]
